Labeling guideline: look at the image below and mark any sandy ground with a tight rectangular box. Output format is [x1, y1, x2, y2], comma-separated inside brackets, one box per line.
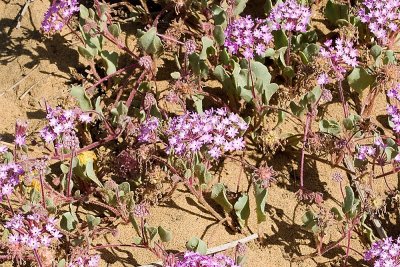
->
[1, 0, 396, 266]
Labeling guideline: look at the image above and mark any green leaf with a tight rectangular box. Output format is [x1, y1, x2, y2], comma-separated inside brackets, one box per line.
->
[302, 44, 320, 62]
[254, 183, 268, 224]
[302, 210, 319, 233]
[86, 214, 101, 230]
[170, 72, 181, 80]
[146, 226, 158, 244]
[61, 212, 78, 231]
[234, 0, 249, 15]
[85, 160, 103, 187]
[273, 30, 288, 49]
[158, 226, 172, 242]
[264, 0, 273, 13]
[324, 0, 349, 25]
[108, 23, 121, 38]
[192, 94, 204, 114]
[370, 45, 382, 60]
[71, 85, 92, 111]
[347, 67, 375, 94]
[211, 183, 233, 213]
[234, 194, 250, 228]
[78, 46, 97, 60]
[319, 119, 341, 135]
[213, 25, 225, 46]
[212, 5, 227, 28]
[58, 259, 66, 267]
[80, 5, 89, 19]
[200, 36, 215, 60]
[342, 186, 355, 214]
[118, 182, 130, 195]
[330, 207, 344, 221]
[343, 117, 354, 130]
[138, 27, 163, 55]
[100, 51, 119, 75]
[186, 237, 207, 254]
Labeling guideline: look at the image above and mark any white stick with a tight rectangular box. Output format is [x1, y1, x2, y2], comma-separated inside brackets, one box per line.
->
[140, 233, 258, 267]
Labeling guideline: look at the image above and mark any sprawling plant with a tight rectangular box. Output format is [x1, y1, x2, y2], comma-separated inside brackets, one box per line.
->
[3, 0, 400, 266]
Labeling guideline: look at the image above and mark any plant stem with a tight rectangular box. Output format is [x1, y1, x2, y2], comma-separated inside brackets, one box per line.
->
[33, 249, 43, 267]
[39, 170, 46, 209]
[6, 195, 14, 215]
[85, 63, 137, 92]
[338, 80, 349, 117]
[66, 150, 75, 197]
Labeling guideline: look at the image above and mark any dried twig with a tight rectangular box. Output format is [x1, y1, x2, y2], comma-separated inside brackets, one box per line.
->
[16, 0, 34, 29]
[2, 64, 39, 96]
[19, 81, 38, 100]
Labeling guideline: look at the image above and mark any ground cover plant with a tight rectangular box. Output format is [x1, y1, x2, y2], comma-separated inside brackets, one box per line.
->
[3, 0, 400, 266]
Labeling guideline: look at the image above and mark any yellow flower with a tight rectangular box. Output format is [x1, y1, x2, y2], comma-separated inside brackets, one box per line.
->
[77, 151, 97, 165]
[30, 179, 41, 192]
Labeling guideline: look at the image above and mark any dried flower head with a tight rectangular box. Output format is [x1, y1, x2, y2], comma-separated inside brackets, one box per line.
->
[15, 120, 28, 147]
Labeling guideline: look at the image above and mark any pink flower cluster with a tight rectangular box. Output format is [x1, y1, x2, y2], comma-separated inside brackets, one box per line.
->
[387, 85, 400, 133]
[174, 252, 239, 267]
[41, 0, 80, 33]
[68, 254, 101, 267]
[138, 117, 160, 143]
[268, 0, 311, 33]
[224, 16, 273, 59]
[40, 107, 92, 150]
[166, 108, 248, 159]
[320, 38, 358, 74]
[358, 0, 400, 45]
[0, 163, 24, 201]
[364, 236, 400, 267]
[5, 213, 62, 250]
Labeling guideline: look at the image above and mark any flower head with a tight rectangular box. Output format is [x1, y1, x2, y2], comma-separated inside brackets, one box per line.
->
[364, 236, 400, 266]
[358, 0, 400, 45]
[166, 108, 248, 159]
[268, 0, 311, 33]
[320, 38, 358, 74]
[174, 251, 239, 267]
[224, 16, 273, 59]
[41, 0, 79, 33]
[5, 213, 62, 251]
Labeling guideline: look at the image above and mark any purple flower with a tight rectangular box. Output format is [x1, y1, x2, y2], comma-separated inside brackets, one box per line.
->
[358, 0, 400, 45]
[166, 108, 248, 159]
[364, 236, 400, 267]
[320, 38, 358, 74]
[0, 163, 24, 201]
[387, 84, 400, 133]
[40, 107, 90, 150]
[68, 254, 100, 267]
[41, 0, 79, 33]
[172, 251, 239, 267]
[5, 213, 62, 251]
[317, 73, 330, 85]
[224, 16, 273, 59]
[268, 0, 311, 34]
[138, 117, 160, 143]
